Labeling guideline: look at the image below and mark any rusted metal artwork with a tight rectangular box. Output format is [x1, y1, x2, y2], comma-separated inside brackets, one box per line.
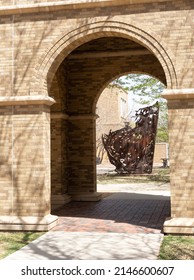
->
[102, 102, 159, 174]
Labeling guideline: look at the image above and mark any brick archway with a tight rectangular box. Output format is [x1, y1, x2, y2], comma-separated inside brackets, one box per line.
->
[1, 6, 194, 234]
[31, 23, 178, 219]
[30, 20, 178, 97]
[46, 21, 194, 233]
[49, 32, 171, 211]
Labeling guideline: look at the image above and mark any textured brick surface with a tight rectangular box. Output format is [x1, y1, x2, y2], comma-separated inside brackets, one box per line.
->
[0, 105, 51, 216]
[0, 1, 194, 232]
[168, 98, 194, 218]
[52, 197, 170, 233]
[96, 87, 129, 139]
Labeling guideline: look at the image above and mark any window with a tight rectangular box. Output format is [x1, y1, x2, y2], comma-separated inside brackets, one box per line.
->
[120, 98, 127, 118]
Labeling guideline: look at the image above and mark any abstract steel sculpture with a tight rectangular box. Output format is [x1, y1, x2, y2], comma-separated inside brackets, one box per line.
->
[102, 102, 159, 174]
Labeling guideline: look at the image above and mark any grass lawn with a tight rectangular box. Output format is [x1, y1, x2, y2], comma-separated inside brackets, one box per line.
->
[159, 235, 194, 260]
[0, 232, 45, 259]
[97, 168, 170, 184]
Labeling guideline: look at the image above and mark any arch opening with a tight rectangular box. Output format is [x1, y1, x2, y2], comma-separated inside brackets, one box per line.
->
[96, 72, 169, 193]
[49, 34, 171, 234]
[96, 73, 168, 171]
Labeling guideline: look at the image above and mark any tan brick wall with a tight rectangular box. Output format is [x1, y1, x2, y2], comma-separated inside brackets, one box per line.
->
[0, 107, 12, 216]
[96, 86, 130, 164]
[0, 1, 194, 231]
[0, 104, 51, 216]
[168, 97, 194, 218]
[153, 143, 168, 165]
[68, 117, 97, 194]
[50, 63, 68, 198]
[96, 87, 129, 139]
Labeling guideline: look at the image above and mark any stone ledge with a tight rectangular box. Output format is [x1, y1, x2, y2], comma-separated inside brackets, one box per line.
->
[0, 214, 58, 231]
[162, 88, 194, 100]
[69, 114, 98, 120]
[163, 218, 194, 234]
[51, 112, 69, 119]
[51, 113, 98, 120]
[0, 0, 172, 16]
[0, 95, 56, 106]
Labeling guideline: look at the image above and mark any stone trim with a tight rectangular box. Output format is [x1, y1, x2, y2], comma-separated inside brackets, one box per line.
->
[51, 113, 98, 120]
[162, 89, 194, 100]
[0, 95, 56, 106]
[0, 214, 58, 231]
[70, 192, 102, 201]
[164, 218, 194, 234]
[51, 112, 69, 119]
[69, 114, 98, 120]
[68, 49, 151, 59]
[0, 0, 172, 16]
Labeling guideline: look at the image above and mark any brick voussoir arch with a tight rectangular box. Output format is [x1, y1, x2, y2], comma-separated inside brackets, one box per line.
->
[30, 20, 178, 96]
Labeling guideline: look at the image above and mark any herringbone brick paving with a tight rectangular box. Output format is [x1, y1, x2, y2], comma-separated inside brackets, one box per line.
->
[52, 196, 170, 233]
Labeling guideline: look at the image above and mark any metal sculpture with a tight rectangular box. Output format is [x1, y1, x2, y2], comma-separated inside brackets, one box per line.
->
[102, 102, 159, 174]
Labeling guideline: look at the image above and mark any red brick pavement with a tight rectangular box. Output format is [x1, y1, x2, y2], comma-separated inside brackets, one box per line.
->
[52, 196, 170, 234]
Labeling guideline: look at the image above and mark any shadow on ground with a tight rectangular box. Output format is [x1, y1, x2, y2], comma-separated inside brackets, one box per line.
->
[52, 192, 171, 233]
[5, 192, 169, 260]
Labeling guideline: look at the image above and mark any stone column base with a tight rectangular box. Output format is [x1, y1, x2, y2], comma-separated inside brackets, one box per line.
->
[164, 218, 194, 234]
[0, 214, 58, 231]
[70, 192, 102, 201]
[51, 194, 71, 210]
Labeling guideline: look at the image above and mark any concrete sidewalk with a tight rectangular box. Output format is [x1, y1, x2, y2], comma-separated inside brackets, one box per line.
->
[5, 231, 163, 260]
[5, 182, 170, 260]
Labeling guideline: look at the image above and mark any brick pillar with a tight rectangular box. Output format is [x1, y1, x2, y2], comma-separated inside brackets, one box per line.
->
[163, 89, 194, 234]
[0, 96, 58, 231]
[51, 113, 71, 210]
[67, 114, 102, 201]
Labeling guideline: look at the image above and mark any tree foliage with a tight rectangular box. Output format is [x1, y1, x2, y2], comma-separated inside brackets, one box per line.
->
[110, 74, 168, 142]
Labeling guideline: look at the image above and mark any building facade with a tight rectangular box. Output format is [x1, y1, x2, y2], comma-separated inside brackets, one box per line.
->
[96, 86, 129, 164]
[96, 86, 129, 140]
[0, 0, 194, 233]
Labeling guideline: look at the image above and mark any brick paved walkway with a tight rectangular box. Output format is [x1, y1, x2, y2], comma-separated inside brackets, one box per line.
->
[52, 193, 170, 234]
[6, 186, 170, 260]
